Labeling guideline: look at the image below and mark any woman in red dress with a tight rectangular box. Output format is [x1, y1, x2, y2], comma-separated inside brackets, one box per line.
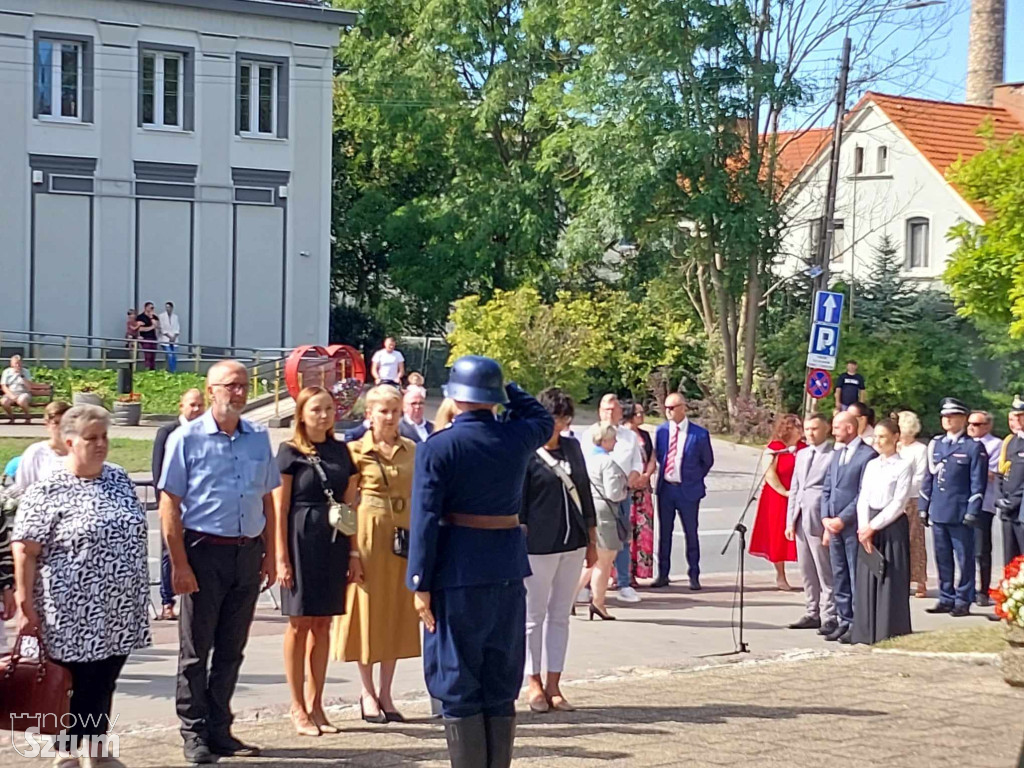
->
[749, 414, 805, 590]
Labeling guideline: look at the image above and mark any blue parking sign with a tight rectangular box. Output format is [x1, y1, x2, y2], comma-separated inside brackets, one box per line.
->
[806, 322, 840, 370]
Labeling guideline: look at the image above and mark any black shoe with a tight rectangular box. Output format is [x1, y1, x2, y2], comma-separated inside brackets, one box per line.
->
[824, 624, 849, 642]
[361, 697, 388, 724]
[838, 628, 853, 644]
[925, 603, 953, 614]
[183, 739, 220, 765]
[951, 605, 971, 617]
[817, 619, 839, 636]
[689, 576, 702, 591]
[444, 713, 487, 768]
[788, 615, 821, 630]
[208, 734, 260, 758]
[649, 577, 670, 588]
[484, 714, 516, 768]
[384, 710, 406, 723]
[988, 613, 1003, 622]
[976, 594, 992, 607]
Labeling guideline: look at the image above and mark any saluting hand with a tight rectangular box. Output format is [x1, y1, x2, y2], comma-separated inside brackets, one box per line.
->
[172, 564, 199, 595]
[415, 592, 436, 633]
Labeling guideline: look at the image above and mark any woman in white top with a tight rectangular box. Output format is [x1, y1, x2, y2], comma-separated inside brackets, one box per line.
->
[896, 410, 929, 598]
[575, 422, 630, 620]
[852, 419, 913, 644]
[13, 400, 71, 491]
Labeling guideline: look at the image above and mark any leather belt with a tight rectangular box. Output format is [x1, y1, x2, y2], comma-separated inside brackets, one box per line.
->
[443, 513, 521, 530]
[185, 530, 258, 546]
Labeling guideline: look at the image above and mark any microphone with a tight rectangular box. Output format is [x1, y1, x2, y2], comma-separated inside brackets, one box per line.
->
[765, 445, 798, 456]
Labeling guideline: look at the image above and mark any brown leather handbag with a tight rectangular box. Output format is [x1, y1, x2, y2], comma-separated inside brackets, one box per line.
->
[0, 630, 73, 735]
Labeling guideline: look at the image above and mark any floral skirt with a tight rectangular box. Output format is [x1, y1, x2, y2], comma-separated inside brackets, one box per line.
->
[630, 490, 655, 580]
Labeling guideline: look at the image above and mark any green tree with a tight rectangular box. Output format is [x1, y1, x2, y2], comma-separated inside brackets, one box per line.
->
[945, 132, 1024, 336]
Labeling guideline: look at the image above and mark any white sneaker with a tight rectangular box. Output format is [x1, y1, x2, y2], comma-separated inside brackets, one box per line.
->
[577, 587, 592, 603]
[617, 587, 642, 604]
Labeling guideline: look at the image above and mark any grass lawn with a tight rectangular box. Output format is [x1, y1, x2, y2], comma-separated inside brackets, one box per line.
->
[0, 437, 154, 474]
[876, 625, 1005, 654]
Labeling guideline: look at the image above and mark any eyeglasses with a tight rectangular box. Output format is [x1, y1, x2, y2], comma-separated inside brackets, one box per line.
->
[968, 421, 988, 427]
[665, 405, 681, 412]
[212, 382, 247, 393]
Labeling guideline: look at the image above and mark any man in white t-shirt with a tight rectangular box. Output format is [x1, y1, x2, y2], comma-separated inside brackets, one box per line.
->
[158, 301, 182, 373]
[371, 337, 405, 385]
[1, 355, 37, 421]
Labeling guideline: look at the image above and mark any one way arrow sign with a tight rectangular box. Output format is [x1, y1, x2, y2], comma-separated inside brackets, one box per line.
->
[814, 290, 844, 325]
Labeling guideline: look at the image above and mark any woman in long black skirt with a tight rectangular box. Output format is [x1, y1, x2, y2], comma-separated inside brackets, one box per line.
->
[853, 419, 913, 644]
[274, 387, 362, 735]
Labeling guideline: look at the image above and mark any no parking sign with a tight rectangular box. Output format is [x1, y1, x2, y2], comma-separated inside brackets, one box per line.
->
[806, 369, 832, 400]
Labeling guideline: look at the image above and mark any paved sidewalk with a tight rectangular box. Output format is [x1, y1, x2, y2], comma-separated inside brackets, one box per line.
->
[4, 652, 1017, 767]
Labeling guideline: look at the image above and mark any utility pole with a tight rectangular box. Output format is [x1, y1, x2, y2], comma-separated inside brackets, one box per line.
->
[814, 35, 852, 295]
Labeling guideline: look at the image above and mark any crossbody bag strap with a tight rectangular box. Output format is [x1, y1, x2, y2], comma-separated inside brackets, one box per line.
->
[307, 450, 337, 504]
[536, 447, 582, 512]
[368, 449, 396, 516]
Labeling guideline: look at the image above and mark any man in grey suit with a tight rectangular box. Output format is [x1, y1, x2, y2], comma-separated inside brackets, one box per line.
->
[785, 414, 835, 634]
[820, 410, 877, 643]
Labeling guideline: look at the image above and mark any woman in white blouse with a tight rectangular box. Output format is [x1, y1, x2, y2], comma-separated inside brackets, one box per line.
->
[897, 411, 929, 598]
[852, 419, 913, 644]
[13, 400, 71, 491]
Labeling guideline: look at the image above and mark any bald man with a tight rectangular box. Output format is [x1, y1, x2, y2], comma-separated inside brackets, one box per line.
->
[819, 411, 877, 643]
[159, 361, 280, 763]
[652, 393, 714, 589]
[153, 389, 206, 620]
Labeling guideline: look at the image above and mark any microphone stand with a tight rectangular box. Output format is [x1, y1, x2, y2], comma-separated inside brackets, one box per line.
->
[711, 450, 772, 656]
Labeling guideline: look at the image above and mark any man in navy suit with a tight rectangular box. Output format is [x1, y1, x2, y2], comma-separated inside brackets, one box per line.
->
[652, 393, 714, 590]
[820, 410, 877, 643]
[920, 397, 988, 617]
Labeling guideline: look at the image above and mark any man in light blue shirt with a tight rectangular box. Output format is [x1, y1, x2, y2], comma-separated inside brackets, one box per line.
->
[159, 360, 279, 764]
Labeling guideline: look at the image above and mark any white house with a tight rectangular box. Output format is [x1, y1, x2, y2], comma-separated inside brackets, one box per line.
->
[0, 0, 355, 354]
[777, 85, 1024, 284]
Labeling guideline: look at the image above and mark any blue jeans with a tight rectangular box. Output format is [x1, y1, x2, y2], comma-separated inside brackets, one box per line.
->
[161, 343, 177, 373]
[614, 499, 632, 588]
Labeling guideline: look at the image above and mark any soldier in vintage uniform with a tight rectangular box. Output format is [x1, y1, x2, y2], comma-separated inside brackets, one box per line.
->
[407, 356, 553, 768]
[996, 397, 1024, 566]
[919, 397, 988, 616]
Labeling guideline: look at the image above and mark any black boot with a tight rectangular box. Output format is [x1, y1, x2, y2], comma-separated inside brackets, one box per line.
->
[484, 714, 516, 768]
[444, 714, 487, 768]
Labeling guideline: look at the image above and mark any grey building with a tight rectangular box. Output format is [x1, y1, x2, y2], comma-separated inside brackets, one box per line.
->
[0, 0, 354, 351]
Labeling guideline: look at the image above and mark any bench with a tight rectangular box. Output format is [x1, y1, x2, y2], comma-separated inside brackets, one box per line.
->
[2, 383, 54, 423]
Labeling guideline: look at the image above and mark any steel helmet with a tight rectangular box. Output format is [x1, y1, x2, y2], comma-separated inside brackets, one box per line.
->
[444, 355, 508, 404]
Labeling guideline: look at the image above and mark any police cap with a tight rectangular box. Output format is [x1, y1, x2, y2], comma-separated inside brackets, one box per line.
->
[444, 355, 509, 405]
[939, 397, 969, 416]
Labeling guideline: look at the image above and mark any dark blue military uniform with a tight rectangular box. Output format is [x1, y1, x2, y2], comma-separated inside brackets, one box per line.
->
[920, 431, 987, 611]
[407, 375, 552, 765]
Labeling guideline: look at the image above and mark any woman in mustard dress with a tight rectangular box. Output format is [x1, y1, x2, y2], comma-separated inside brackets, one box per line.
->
[331, 385, 421, 723]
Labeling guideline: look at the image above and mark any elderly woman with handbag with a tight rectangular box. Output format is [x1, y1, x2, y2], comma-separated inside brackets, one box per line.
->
[519, 388, 597, 713]
[576, 422, 631, 621]
[12, 405, 150, 765]
[331, 385, 420, 723]
[274, 387, 361, 737]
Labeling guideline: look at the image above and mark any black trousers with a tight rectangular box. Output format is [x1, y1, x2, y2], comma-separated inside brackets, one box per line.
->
[176, 534, 263, 742]
[975, 512, 995, 595]
[1003, 518, 1024, 567]
[56, 655, 128, 738]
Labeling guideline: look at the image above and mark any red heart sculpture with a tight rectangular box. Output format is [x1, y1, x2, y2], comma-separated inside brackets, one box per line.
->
[285, 345, 367, 420]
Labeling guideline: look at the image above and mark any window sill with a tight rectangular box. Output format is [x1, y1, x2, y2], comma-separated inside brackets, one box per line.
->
[847, 173, 893, 181]
[236, 133, 288, 143]
[34, 117, 92, 127]
[139, 125, 194, 135]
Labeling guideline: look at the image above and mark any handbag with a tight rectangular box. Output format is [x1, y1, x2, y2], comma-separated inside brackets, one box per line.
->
[590, 465, 631, 544]
[369, 450, 409, 559]
[309, 451, 357, 541]
[0, 629, 73, 735]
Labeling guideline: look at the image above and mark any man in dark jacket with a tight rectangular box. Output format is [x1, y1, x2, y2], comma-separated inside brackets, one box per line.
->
[152, 388, 204, 620]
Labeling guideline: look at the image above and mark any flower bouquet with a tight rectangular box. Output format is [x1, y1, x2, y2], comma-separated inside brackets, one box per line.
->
[991, 555, 1024, 686]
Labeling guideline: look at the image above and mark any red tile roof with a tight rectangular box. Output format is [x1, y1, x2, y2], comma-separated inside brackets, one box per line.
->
[771, 127, 832, 185]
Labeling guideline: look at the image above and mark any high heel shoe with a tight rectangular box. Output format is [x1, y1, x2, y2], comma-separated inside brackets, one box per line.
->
[291, 710, 321, 737]
[360, 696, 388, 724]
[310, 711, 340, 734]
[589, 602, 615, 621]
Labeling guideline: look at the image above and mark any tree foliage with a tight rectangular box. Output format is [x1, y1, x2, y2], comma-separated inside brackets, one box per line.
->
[945, 133, 1024, 336]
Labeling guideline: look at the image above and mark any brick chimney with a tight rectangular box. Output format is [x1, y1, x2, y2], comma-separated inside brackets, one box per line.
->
[965, 0, 1006, 105]
[993, 82, 1024, 124]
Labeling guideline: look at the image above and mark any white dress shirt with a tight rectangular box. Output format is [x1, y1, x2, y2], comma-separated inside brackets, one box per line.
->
[897, 440, 928, 499]
[663, 419, 689, 483]
[836, 435, 863, 466]
[404, 416, 430, 443]
[857, 453, 911, 531]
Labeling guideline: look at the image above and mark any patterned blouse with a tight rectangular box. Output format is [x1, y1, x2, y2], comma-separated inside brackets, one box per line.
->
[13, 464, 151, 662]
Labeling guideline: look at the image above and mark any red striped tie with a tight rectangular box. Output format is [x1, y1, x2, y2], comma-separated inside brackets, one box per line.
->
[666, 425, 679, 478]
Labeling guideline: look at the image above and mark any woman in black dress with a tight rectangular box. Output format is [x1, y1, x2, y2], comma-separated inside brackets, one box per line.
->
[853, 419, 913, 644]
[274, 387, 361, 736]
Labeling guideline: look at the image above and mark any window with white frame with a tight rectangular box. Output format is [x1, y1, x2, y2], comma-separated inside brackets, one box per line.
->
[141, 50, 183, 128]
[238, 60, 279, 136]
[831, 219, 846, 262]
[35, 38, 83, 120]
[905, 217, 929, 269]
[877, 145, 888, 173]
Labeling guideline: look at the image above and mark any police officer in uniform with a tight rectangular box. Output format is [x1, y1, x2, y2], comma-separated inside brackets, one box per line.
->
[407, 356, 553, 768]
[996, 396, 1024, 566]
[919, 397, 988, 616]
